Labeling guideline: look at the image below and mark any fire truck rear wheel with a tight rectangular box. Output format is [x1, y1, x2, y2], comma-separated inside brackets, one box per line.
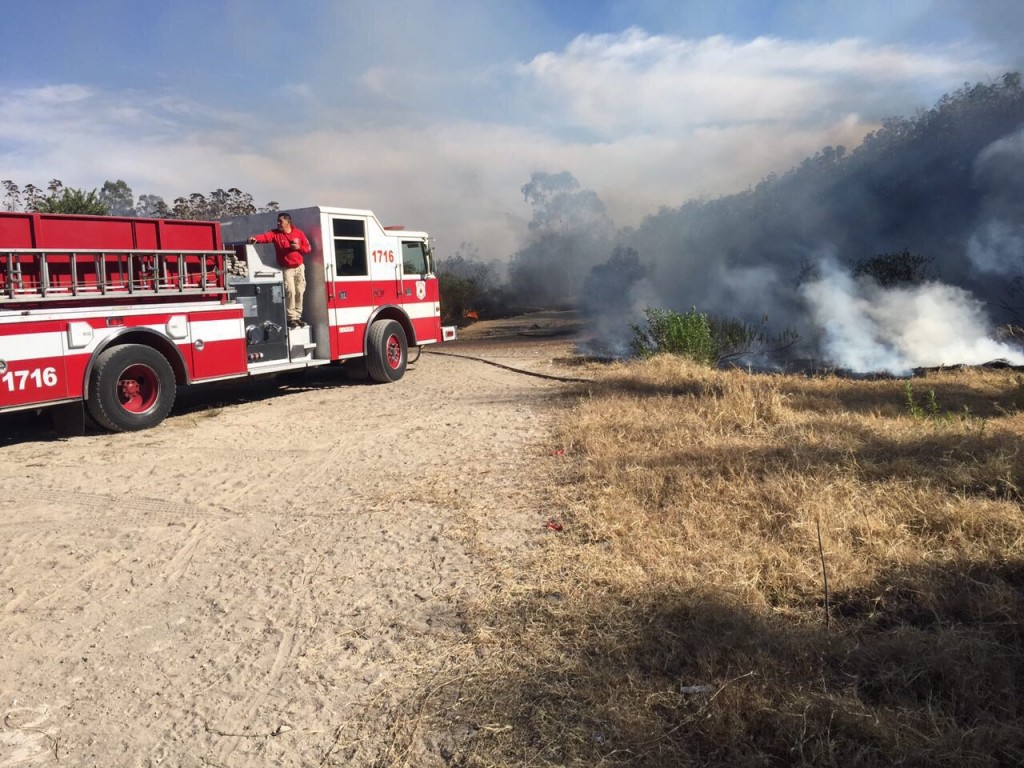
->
[87, 344, 176, 432]
[367, 319, 408, 383]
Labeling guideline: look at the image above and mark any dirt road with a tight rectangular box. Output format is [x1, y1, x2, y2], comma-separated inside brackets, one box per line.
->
[0, 312, 581, 767]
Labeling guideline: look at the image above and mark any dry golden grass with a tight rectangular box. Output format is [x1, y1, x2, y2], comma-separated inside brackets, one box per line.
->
[435, 356, 1024, 767]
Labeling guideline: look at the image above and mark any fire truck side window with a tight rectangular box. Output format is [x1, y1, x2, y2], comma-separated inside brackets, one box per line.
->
[332, 218, 367, 277]
[402, 242, 427, 275]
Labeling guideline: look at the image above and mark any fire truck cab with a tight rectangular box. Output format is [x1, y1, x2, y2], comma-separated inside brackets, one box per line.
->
[0, 206, 455, 434]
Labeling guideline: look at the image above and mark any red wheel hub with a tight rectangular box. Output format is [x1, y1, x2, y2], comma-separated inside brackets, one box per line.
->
[386, 334, 402, 369]
[117, 364, 159, 413]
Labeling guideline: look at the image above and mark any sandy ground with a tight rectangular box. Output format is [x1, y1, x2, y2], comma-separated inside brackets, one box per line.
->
[0, 311, 582, 767]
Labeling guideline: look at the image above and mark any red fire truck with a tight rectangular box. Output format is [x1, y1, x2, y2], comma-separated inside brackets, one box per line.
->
[0, 206, 456, 434]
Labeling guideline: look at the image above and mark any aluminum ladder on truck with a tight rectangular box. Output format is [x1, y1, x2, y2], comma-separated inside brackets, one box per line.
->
[0, 249, 232, 302]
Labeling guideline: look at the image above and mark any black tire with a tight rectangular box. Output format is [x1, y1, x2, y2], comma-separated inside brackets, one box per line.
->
[87, 344, 176, 432]
[366, 319, 408, 383]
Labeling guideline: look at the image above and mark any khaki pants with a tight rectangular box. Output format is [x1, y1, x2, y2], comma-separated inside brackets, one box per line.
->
[283, 265, 305, 325]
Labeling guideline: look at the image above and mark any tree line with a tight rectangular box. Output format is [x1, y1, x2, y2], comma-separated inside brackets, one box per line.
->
[1, 178, 279, 219]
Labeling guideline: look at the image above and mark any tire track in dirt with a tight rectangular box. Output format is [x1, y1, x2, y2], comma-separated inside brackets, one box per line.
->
[160, 520, 222, 584]
[9, 489, 219, 518]
[208, 556, 321, 765]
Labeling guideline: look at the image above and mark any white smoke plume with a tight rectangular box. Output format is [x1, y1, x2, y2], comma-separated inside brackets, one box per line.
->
[968, 127, 1024, 277]
[802, 258, 1024, 375]
[967, 219, 1024, 277]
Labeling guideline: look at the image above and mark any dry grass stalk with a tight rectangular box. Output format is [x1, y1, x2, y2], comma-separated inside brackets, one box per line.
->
[428, 355, 1024, 766]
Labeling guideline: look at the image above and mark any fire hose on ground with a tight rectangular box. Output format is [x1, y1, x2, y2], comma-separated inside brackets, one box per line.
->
[420, 348, 594, 384]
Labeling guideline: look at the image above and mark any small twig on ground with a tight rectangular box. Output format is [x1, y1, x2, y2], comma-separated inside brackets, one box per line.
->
[635, 670, 758, 749]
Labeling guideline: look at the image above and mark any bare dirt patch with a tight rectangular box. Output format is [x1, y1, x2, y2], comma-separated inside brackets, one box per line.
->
[0, 311, 581, 767]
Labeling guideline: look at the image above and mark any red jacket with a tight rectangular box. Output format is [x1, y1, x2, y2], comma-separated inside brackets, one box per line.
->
[252, 227, 311, 269]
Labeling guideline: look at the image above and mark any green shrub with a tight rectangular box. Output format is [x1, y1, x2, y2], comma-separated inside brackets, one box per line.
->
[631, 306, 798, 366]
[631, 307, 716, 364]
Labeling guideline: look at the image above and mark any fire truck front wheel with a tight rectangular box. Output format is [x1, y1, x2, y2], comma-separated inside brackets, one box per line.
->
[367, 319, 408, 383]
[87, 344, 176, 432]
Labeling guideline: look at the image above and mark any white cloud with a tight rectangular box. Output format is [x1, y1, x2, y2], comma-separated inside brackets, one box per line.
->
[27, 84, 93, 105]
[521, 29, 993, 137]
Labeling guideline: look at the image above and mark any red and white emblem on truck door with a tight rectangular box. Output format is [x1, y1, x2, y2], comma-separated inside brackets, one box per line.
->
[416, 280, 427, 300]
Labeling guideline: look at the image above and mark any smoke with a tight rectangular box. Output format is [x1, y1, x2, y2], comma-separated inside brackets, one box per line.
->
[801, 258, 1024, 375]
[578, 246, 658, 357]
[968, 219, 1024, 277]
[967, 127, 1024, 278]
[500, 77, 1024, 372]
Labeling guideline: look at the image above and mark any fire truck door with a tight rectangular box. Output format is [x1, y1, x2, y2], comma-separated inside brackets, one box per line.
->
[327, 217, 371, 357]
[397, 240, 441, 342]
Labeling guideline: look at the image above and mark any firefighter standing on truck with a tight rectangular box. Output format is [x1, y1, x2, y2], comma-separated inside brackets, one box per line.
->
[248, 212, 312, 329]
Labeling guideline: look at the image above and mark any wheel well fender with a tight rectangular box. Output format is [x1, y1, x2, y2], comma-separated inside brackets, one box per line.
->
[363, 306, 415, 352]
[83, 329, 190, 400]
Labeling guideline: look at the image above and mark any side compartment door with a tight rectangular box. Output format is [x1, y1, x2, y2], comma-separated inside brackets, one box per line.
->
[0, 320, 69, 408]
[326, 216, 371, 358]
[188, 307, 248, 380]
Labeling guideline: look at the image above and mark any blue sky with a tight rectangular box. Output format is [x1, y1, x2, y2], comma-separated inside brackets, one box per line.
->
[2, 0, 1020, 257]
